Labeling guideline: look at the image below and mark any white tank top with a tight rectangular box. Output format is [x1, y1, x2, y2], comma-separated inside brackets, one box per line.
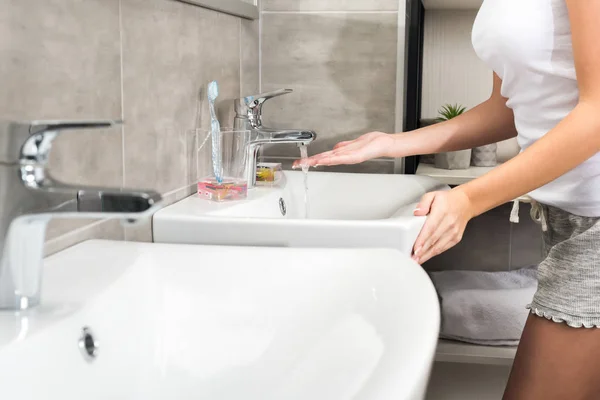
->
[472, 0, 600, 216]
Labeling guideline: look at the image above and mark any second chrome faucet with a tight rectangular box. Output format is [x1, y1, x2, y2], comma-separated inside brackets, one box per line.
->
[0, 120, 162, 311]
[233, 89, 317, 188]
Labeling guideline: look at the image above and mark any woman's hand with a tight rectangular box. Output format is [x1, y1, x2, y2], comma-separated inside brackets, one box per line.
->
[292, 131, 395, 169]
[412, 188, 474, 264]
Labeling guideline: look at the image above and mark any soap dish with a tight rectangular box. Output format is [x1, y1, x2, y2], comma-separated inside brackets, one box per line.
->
[255, 162, 283, 187]
[197, 178, 248, 202]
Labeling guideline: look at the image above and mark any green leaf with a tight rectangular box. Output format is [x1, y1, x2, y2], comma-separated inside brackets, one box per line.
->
[437, 103, 466, 120]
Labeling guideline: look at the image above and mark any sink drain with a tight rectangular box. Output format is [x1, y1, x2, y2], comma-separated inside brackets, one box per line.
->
[79, 327, 98, 362]
[279, 198, 287, 216]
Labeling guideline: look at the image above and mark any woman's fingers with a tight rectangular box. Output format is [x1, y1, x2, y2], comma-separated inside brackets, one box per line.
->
[311, 152, 363, 166]
[412, 203, 443, 258]
[411, 189, 471, 264]
[293, 131, 388, 168]
[333, 140, 357, 150]
[293, 150, 334, 168]
[416, 233, 459, 264]
[414, 192, 437, 217]
[419, 217, 453, 258]
[335, 132, 379, 150]
[293, 142, 361, 167]
[293, 142, 369, 168]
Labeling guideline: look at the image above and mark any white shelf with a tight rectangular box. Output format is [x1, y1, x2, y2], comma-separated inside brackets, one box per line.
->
[416, 163, 530, 203]
[435, 339, 517, 366]
[416, 163, 495, 186]
[422, 0, 483, 10]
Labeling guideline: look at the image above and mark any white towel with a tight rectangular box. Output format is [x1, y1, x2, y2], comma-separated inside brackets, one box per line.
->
[429, 266, 537, 346]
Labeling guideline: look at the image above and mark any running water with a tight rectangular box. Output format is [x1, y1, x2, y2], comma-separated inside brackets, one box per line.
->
[299, 145, 310, 219]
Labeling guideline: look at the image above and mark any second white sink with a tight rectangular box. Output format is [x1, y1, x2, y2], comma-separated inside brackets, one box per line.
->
[153, 171, 448, 253]
[0, 240, 440, 400]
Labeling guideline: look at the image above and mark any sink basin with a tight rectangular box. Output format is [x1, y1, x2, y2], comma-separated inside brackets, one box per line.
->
[0, 240, 439, 400]
[153, 171, 448, 253]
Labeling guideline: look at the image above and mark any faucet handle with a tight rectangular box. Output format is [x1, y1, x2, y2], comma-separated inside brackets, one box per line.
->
[234, 89, 293, 122]
[0, 119, 122, 164]
[244, 89, 292, 106]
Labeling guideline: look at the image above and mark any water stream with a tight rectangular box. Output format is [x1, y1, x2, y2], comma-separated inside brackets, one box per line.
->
[299, 145, 310, 219]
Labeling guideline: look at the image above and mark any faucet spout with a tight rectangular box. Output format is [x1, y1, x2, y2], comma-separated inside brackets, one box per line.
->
[249, 128, 317, 146]
[0, 119, 163, 310]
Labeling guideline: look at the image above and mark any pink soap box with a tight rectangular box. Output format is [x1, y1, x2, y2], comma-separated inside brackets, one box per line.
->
[197, 178, 248, 202]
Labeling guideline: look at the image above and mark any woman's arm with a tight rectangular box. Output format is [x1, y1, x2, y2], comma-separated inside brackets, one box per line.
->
[295, 73, 516, 167]
[413, 0, 600, 264]
[389, 73, 516, 157]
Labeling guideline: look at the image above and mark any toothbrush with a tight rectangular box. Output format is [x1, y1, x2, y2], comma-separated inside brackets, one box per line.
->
[207, 80, 222, 183]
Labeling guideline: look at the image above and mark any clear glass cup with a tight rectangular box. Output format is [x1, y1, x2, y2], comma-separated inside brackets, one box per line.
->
[196, 128, 251, 202]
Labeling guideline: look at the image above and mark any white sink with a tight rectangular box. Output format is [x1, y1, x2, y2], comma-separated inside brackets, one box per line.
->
[153, 171, 448, 254]
[0, 240, 439, 400]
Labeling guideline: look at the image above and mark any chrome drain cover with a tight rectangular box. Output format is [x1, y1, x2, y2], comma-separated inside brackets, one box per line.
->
[279, 198, 287, 216]
[79, 327, 98, 362]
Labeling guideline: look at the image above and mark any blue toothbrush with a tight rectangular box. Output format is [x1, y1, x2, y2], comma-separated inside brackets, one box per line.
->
[207, 81, 222, 183]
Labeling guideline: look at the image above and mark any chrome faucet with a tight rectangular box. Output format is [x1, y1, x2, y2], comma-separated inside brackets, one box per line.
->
[233, 89, 317, 188]
[0, 120, 162, 310]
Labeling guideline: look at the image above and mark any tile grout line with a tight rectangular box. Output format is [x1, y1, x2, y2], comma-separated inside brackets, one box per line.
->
[118, 0, 126, 189]
[46, 219, 108, 247]
[118, 0, 128, 241]
[394, 0, 405, 173]
[162, 183, 196, 198]
[262, 10, 399, 14]
[239, 18, 243, 97]
[258, 6, 263, 92]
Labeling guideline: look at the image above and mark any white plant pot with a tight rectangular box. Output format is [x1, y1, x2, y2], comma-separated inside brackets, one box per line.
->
[471, 143, 498, 167]
[435, 150, 472, 170]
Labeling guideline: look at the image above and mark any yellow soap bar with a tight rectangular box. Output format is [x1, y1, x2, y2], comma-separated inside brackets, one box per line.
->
[256, 163, 282, 183]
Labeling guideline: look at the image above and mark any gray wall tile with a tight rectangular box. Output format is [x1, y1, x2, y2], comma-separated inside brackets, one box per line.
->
[0, 0, 123, 240]
[2, 0, 256, 254]
[260, 13, 397, 162]
[121, 0, 241, 193]
[424, 204, 512, 272]
[423, 203, 546, 272]
[123, 218, 154, 243]
[510, 204, 544, 269]
[44, 220, 124, 257]
[241, 18, 260, 96]
[262, 0, 399, 11]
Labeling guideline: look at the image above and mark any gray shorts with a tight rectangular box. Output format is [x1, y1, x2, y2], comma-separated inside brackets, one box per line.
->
[527, 204, 600, 328]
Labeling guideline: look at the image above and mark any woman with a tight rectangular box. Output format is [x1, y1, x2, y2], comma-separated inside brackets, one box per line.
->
[295, 1, 600, 398]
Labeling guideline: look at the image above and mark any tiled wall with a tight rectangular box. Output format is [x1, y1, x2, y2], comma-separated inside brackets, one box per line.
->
[423, 203, 544, 272]
[0, 0, 259, 255]
[259, 0, 402, 173]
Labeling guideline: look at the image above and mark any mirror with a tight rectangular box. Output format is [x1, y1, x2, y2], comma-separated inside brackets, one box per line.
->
[176, 0, 259, 20]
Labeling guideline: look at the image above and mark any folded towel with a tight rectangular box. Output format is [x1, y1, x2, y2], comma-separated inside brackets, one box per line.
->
[429, 266, 537, 346]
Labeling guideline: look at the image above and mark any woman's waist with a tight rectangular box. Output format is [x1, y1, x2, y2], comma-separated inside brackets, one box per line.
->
[530, 167, 600, 217]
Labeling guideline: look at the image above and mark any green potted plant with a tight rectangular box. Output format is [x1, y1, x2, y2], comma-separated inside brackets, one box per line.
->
[434, 104, 472, 170]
